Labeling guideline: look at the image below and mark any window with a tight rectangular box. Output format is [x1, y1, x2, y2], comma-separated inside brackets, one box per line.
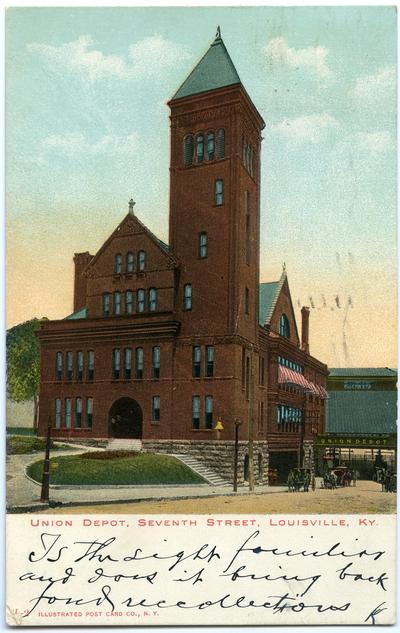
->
[137, 289, 145, 313]
[126, 290, 133, 314]
[102, 293, 110, 316]
[55, 398, 62, 428]
[87, 350, 94, 381]
[86, 398, 93, 428]
[215, 179, 224, 205]
[196, 133, 204, 163]
[114, 253, 122, 274]
[66, 351, 73, 380]
[279, 314, 290, 338]
[135, 347, 143, 379]
[245, 287, 250, 315]
[112, 348, 120, 379]
[75, 397, 82, 428]
[65, 398, 71, 429]
[55, 352, 63, 380]
[152, 396, 160, 422]
[126, 251, 134, 273]
[206, 346, 214, 377]
[277, 404, 303, 425]
[216, 128, 225, 159]
[259, 356, 265, 385]
[192, 346, 201, 378]
[152, 346, 160, 379]
[149, 287, 157, 312]
[113, 291, 121, 315]
[138, 250, 146, 271]
[192, 396, 200, 429]
[198, 232, 208, 258]
[124, 348, 132, 379]
[77, 351, 83, 382]
[278, 356, 304, 374]
[184, 135, 194, 166]
[184, 284, 192, 310]
[205, 395, 213, 429]
[206, 131, 215, 161]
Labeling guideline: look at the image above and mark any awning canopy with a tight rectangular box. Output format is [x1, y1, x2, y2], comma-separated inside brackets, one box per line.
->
[278, 365, 328, 398]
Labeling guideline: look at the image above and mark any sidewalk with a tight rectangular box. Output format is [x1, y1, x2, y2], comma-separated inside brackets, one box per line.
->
[6, 447, 288, 513]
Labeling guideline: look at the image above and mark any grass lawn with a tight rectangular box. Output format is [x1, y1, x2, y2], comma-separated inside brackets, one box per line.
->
[6, 436, 74, 455]
[26, 452, 206, 485]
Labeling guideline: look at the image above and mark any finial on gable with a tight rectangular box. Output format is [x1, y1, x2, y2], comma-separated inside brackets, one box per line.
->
[282, 262, 286, 273]
[128, 198, 135, 215]
[215, 25, 221, 40]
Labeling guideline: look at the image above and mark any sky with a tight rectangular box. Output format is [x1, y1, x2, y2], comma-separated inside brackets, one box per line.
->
[6, 6, 397, 368]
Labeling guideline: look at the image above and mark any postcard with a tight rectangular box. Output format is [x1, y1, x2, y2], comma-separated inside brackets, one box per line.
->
[5, 5, 397, 627]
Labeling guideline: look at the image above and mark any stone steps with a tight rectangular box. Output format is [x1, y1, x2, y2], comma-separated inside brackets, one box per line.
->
[107, 438, 143, 452]
[172, 454, 230, 486]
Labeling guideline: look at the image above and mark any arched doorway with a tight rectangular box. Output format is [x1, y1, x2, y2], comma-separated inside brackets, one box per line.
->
[108, 398, 143, 438]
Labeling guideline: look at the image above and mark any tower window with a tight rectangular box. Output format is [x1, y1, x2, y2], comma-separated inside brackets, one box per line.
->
[184, 284, 192, 310]
[135, 347, 143, 379]
[216, 128, 225, 158]
[55, 398, 62, 428]
[66, 351, 73, 380]
[126, 251, 134, 273]
[114, 253, 122, 274]
[124, 347, 132, 379]
[206, 345, 214, 377]
[184, 135, 194, 166]
[196, 134, 204, 163]
[192, 346, 201, 378]
[74, 397, 82, 428]
[55, 352, 63, 380]
[126, 290, 133, 314]
[215, 179, 224, 205]
[279, 314, 290, 338]
[137, 289, 145, 313]
[138, 250, 146, 271]
[65, 398, 71, 429]
[87, 350, 94, 381]
[152, 396, 160, 422]
[206, 131, 215, 161]
[149, 287, 157, 312]
[102, 293, 110, 316]
[152, 346, 160, 379]
[86, 397, 93, 428]
[113, 291, 121, 315]
[112, 348, 120, 379]
[192, 396, 200, 429]
[198, 232, 208, 258]
[245, 287, 250, 315]
[76, 351, 83, 382]
[205, 395, 213, 429]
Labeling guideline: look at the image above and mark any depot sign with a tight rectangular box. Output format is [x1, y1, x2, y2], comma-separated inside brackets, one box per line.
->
[315, 434, 396, 448]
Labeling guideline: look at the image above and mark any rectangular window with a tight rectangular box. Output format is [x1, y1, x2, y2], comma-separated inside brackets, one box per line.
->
[126, 290, 133, 314]
[86, 397, 93, 428]
[192, 346, 201, 378]
[245, 287, 250, 315]
[149, 288, 157, 312]
[192, 396, 200, 429]
[102, 293, 110, 316]
[87, 350, 94, 381]
[152, 396, 160, 422]
[205, 395, 213, 429]
[74, 397, 82, 428]
[206, 345, 214, 377]
[135, 347, 143, 379]
[65, 398, 71, 428]
[114, 291, 121, 315]
[124, 347, 132, 379]
[198, 232, 208, 258]
[184, 284, 192, 310]
[215, 179, 224, 205]
[112, 348, 120, 379]
[76, 351, 83, 382]
[66, 351, 73, 380]
[55, 398, 62, 428]
[137, 289, 145, 313]
[152, 346, 160, 379]
[55, 352, 63, 380]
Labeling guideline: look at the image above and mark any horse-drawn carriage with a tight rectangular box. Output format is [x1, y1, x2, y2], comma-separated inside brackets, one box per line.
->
[375, 467, 397, 493]
[287, 468, 312, 492]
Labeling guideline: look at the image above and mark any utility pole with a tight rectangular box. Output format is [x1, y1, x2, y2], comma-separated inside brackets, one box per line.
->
[248, 345, 255, 491]
[40, 418, 52, 503]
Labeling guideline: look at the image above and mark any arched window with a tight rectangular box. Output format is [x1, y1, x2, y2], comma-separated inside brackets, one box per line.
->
[184, 135, 194, 166]
[125, 290, 133, 314]
[279, 314, 290, 338]
[206, 131, 214, 161]
[217, 128, 225, 158]
[184, 283, 192, 310]
[113, 291, 121, 315]
[138, 250, 146, 271]
[102, 293, 110, 316]
[137, 289, 145, 313]
[114, 253, 122, 274]
[215, 179, 224, 205]
[149, 287, 157, 312]
[196, 134, 204, 163]
[135, 347, 143, 379]
[126, 251, 134, 273]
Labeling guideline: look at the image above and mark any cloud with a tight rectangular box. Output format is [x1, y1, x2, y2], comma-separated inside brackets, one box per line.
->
[353, 131, 394, 155]
[263, 37, 333, 78]
[41, 131, 140, 157]
[27, 34, 186, 82]
[270, 113, 340, 143]
[349, 66, 395, 102]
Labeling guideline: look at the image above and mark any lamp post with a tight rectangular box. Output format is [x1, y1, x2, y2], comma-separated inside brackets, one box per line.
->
[233, 418, 242, 492]
[40, 417, 52, 503]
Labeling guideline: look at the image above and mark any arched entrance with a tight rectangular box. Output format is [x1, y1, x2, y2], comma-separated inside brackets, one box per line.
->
[108, 398, 143, 439]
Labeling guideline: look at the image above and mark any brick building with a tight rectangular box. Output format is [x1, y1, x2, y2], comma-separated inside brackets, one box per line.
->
[37, 31, 328, 484]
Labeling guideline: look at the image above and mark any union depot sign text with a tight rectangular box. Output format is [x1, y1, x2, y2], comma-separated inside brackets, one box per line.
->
[316, 434, 396, 448]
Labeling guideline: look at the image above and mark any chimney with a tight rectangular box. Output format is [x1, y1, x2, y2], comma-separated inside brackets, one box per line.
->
[301, 306, 310, 354]
[73, 252, 92, 312]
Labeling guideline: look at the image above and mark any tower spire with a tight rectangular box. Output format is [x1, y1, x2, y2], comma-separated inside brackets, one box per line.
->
[129, 198, 135, 215]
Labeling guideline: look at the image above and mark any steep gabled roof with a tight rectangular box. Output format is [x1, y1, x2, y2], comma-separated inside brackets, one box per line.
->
[258, 270, 287, 327]
[171, 30, 241, 101]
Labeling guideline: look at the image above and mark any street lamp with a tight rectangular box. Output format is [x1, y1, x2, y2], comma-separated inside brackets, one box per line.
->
[233, 418, 242, 492]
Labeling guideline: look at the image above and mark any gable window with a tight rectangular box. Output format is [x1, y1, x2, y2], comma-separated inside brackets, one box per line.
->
[135, 347, 143, 379]
[64, 398, 71, 429]
[152, 396, 160, 422]
[55, 352, 63, 380]
[215, 179, 224, 205]
[245, 287, 250, 315]
[66, 351, 73, 381]
[184, 134, 194, 166]
[86, 398, 93, 428]
[138, 250, 146, 271]
[152, 346, 160, 379]
[112, 348, 120, 379]
[87, 350, 94, 381]
[216, 128, 225, 159]
[199, 232, 208, 258]
[279, 314, 290, 338]
[55, 398, 62, 428]
[77, 351, 83, 382]
[184, 284, 192, 310]
[196, 133, 204, 163]
[126, 290, 133, 314]
[137, 289, 145, 313]
[205, 395, 213, 429]
[192, 346, 201, 378]
[149, 287, 157, 312]
[102, 293, 110, 316]
[206, 345, 214, 377]
[114, 253, 122, 274]
[126, 251, 134, 273]
[74, 397, 82, 428]
[206, 131, 215, 161]
[124, 348, 132, 379]
[113, 291, 121, 315]
[192, 396, 200, 429]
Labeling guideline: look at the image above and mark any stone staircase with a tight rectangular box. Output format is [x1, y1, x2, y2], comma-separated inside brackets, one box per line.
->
[107, 438, 143, 452]
[172, 454, 229, 487]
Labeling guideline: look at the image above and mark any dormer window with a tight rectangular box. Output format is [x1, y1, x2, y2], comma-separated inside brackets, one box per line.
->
[279, 314, 290, 338]
[126, 251, 134, 273]
[138, 250, 146, 271]
[114, 253, 122, 274]
[206, 131, 215, 161]
[196, 134, 204, 164]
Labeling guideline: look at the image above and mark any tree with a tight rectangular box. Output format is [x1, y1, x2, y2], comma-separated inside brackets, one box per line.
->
[6, 318, 47, 429]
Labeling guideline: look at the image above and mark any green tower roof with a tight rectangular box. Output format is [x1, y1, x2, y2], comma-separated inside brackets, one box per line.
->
[172, 28, 241, 101]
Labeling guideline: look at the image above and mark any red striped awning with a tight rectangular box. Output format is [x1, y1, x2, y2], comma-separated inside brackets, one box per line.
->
[278, 366, 327, 397]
